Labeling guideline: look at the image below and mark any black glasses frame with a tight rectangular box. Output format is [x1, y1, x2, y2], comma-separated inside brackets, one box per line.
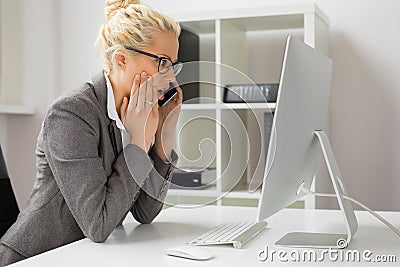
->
[123, 45, 182, 75]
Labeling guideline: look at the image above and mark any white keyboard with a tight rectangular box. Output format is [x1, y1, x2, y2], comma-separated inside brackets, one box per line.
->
[188, 221, 267, 249]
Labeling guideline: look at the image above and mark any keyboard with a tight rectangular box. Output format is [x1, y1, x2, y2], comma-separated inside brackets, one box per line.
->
[187, 221, 268, 249]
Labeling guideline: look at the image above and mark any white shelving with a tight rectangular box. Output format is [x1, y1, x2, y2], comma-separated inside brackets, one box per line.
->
[167, 3, 329, 208]
[180, 103, 276, 111]
[222, 103, 276, 110]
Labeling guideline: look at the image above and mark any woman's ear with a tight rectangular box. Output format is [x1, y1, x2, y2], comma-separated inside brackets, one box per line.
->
[113, 52, 127, 70]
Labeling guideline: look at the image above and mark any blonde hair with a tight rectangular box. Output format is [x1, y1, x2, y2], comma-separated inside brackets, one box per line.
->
[96, 0, 181, 74]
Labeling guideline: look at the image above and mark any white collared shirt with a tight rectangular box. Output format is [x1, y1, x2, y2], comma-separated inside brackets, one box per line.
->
[104, 72, 131, 149]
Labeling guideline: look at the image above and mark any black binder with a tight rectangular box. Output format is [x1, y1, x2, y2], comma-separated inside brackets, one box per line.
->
[224, 83, 279, 103]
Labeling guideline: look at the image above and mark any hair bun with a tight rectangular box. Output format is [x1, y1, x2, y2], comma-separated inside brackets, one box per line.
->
[104, 0, 141, 19]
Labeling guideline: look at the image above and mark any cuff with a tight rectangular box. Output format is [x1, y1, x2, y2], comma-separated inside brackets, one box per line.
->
[148, 147, 178, 180]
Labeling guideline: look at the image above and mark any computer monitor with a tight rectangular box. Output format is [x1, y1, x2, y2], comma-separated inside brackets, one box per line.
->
[256, 36, 358, 248]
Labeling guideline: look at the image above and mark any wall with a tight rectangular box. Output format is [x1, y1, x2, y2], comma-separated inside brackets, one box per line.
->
[0, 0, 22, 155]
[1, 0, 400, 211]
[58, 0, 103, 92]
[0, 0, 21, 105]
[1, 0, 59, 207]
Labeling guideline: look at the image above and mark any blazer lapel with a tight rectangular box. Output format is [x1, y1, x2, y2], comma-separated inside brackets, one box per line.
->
[112, 122, 123, 153]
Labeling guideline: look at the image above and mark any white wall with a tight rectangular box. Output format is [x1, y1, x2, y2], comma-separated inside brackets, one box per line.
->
[0, 0, 59, 207]
[58, 0, 104, 92]
[315, 0, 400, 210]
[0, 0, 21, 105]
[1, 0, 400, 211]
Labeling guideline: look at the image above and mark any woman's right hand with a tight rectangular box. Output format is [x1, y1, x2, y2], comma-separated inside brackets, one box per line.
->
[120, 72, 159, 152]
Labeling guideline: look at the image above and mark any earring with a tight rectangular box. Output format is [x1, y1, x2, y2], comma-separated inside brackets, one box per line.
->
[118, 63, 124, 69]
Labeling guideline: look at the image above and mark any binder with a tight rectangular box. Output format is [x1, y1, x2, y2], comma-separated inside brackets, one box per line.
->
[170, 168, 216, 189]
[224, 84, 279, 103]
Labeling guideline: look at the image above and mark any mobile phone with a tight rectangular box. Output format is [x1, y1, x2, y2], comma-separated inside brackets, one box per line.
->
[158, 82, 178, 107]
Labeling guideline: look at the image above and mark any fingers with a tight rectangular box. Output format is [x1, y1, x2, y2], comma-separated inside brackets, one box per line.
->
[145, 75, 153, 107]
[120, 97, 128, 124]
[137, 72, 147, 109]
[175, 85, 183, 103]
[130, 74, 140, 108]
[127, 72, 161, 112]
[152, 81, 159, 107]
[171, 80, 183, 103]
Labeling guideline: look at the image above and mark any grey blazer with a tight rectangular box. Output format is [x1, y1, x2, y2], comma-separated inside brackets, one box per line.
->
[0, 72, 177, 258]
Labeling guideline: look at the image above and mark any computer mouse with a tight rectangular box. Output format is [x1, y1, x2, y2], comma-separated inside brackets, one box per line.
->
[164, 245, 213, 260]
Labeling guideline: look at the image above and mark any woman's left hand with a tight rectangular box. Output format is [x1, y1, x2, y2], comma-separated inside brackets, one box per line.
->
[153, 80, 183, 161]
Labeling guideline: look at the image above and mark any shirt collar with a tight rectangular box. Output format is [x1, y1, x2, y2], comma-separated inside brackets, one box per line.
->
[104, 72, 125, 131]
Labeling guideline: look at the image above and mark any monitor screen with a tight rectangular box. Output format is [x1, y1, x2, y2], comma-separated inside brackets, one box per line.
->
[257, 36, 333, 221]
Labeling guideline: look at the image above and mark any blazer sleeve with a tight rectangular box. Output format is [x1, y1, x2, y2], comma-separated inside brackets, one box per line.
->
[43, 97, 153, 243]
[131, 147, 178, 224]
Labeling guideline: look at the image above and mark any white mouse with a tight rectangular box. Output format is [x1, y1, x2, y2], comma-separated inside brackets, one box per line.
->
[164, 245, 213, 260]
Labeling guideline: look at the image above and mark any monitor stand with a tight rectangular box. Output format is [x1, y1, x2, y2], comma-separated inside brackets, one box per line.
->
[275, 130, 358, 249]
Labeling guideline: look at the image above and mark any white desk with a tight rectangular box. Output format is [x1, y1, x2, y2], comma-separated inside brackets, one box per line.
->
[10, 206, 400, 266]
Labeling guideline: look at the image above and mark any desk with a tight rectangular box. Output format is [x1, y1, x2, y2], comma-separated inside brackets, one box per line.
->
[10, 206, 400, 266]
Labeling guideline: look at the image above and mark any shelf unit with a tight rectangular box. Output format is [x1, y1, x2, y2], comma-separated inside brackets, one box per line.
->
[167, 4, 329, 208]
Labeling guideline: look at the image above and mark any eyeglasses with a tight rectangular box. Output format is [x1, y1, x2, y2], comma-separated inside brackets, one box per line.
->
[123, 45, 183, 76]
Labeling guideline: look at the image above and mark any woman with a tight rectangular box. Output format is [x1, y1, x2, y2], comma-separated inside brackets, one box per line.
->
[0, 0, 182, 265]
